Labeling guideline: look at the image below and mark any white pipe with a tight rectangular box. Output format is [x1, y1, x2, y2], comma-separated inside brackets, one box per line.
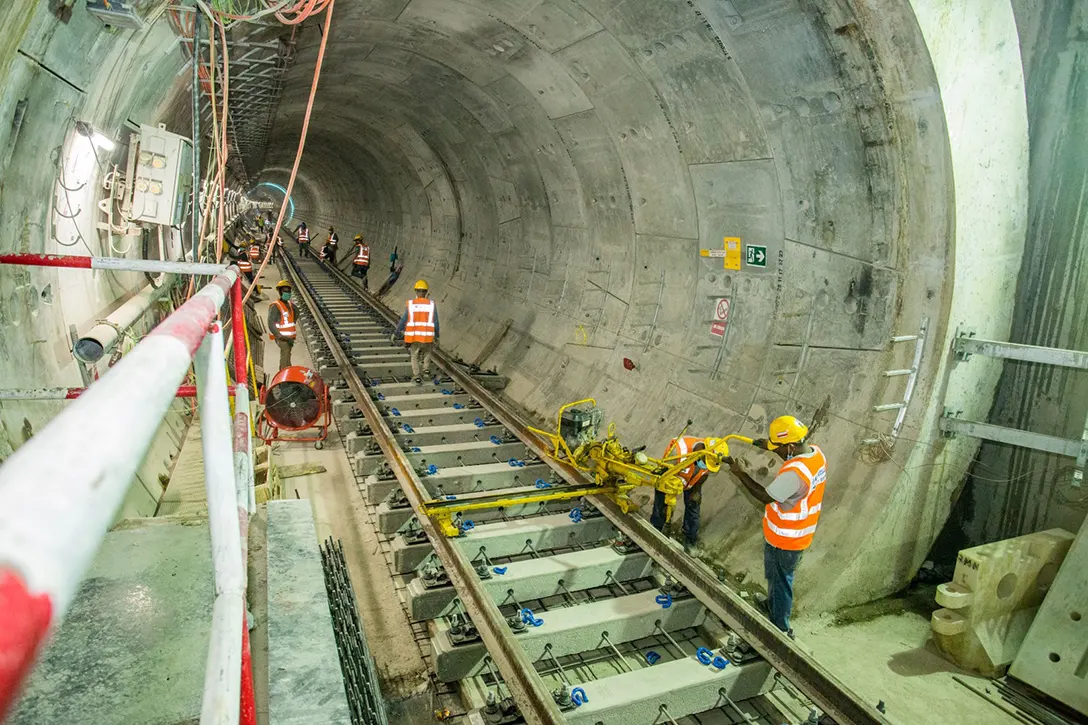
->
[0, 269, 237, 618]
[74, 280, 173, 364]
[195, 325, 244, 725]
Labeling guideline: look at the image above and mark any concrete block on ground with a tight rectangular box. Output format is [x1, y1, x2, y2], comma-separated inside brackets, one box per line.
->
[932, 528, 1074, 677]
[564, 658, 774, 724]
[266, 500, 351, 725]
[10, 516, 213, 725]
[409, 547, 652, 620]
[433, 593, 704, 681]
[1009, 523, 1088, 717]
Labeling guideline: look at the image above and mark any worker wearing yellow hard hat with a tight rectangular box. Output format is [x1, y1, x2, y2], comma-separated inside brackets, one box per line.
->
[392, 279, 438, 384]
[727, 415, 827, 638]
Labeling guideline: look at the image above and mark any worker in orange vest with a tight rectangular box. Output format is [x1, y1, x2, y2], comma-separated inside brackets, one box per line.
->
[728, 416, 826, 637]
[325, 227, 339, 263]
[234, 248, 254, 283]
[296, 222, 311, 257]
[247, 238, 261, 263]
[267, 280, 297, 371]
[393, 279, 438, 384]
[651, 436, 715, 552]
[351, 234, 370, 288]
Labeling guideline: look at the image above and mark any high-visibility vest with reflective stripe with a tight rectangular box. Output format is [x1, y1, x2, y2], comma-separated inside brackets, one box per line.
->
[298, 228, 309, 243]
[663, 436, 708, 490]
[248, 244, 260, 260]
[763, 445, 827, 551]
[404, 298, 435, 343]
[237, 258, 253, 273]
[354, 244, 370, 266]
[272, 300, 296, 339]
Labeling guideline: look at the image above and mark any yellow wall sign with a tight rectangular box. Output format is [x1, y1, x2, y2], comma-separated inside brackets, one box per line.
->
[699, 237, 742, 270]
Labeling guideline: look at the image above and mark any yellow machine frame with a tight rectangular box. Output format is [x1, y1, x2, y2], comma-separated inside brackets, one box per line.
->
[420, 398, 752, 536]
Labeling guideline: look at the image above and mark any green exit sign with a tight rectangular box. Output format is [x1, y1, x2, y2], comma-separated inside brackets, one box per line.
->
[746, 244, 767, 267]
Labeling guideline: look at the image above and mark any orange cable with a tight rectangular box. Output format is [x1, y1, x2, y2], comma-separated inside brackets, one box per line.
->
[242, 0, 335, 304]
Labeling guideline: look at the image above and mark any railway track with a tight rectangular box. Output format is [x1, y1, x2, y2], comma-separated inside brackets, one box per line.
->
[279, 249, 891, 725]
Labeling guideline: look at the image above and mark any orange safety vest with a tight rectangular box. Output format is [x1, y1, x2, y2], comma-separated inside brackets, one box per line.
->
[248, 244, 260, 260]
[404, 298, 435, 343]
[237, 258, 253, 273]
[297, 228, 309, 243]
[353, 243, 370, 266]
[763, 445, 827, 551]
[663, 436, 709, 490]
[272, 300, 296, 339]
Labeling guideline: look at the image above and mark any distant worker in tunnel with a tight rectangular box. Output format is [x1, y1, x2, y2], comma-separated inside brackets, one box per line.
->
[296, 221, 311, 257]
[351, 234, 370, 288]
[727, 416, 826, 637]
[267, 280, 297, 371]
[651, 437, 716, 553]
[325, 226, 339, 263]
[393, 279, 438, 385]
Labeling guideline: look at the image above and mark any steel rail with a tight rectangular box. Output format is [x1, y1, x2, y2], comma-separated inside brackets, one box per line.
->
[319, 260, 891, 725]
[280, 257, 566, 725]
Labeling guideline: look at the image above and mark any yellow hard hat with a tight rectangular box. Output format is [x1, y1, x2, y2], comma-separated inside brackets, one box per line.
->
[354, 234, 363, 241]
[414, 279, 429, 291]
[767, 416, 809, 448]
[275, 279, 291, 289]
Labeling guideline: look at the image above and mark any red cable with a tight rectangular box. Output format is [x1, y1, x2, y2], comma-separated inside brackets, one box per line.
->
[243, 0, 335, 304]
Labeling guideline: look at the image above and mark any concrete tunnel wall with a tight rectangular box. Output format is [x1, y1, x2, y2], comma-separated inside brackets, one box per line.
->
[259, 0, 1029, 612]
[0, 0, 1030, 615]
[0, 1, 195, 517]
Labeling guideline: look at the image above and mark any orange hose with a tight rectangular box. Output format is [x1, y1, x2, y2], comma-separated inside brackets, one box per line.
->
[243, 0, 335, 304]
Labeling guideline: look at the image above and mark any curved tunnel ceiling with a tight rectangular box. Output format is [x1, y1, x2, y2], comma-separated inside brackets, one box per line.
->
[258, 0, 955, 611]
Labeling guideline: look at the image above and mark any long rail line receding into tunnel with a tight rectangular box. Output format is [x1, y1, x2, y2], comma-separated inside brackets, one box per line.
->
[279, 247, 891, 725]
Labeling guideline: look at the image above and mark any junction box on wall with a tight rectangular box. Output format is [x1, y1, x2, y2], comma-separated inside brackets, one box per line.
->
[130, 124, 193, 227]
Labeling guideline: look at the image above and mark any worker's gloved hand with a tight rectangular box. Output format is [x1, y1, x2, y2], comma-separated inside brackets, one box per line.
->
[268, 334, 275, 341]
[751, 438, 769, 450]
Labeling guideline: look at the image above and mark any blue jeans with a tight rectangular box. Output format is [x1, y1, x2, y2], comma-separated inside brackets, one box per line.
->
[764, 541, 802, 632]
[650, 483, 702, 545]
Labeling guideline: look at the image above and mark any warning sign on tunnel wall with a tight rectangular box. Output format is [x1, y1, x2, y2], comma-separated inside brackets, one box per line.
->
[710, 298, 729, 337]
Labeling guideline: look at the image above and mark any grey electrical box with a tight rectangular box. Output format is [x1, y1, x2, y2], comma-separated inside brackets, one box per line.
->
[130, 124, 193, 227]
[86, 0, 145, 30]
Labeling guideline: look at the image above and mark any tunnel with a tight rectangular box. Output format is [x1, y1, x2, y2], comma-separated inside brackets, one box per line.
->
[1, 1, 1086, 724]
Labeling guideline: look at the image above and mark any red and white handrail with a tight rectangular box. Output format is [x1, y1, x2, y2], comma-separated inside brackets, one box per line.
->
[0, 266, 254, 725]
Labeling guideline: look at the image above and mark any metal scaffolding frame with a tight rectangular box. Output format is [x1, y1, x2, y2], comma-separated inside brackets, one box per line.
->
[173, 12, 297, 185]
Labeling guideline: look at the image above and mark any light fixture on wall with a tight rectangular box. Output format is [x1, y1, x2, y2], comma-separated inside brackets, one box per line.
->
[74, 120, 116, 151]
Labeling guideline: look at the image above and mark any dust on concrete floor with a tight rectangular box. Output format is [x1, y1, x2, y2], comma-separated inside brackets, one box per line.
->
[794, 611, 1023, 725]
[253, 262, 430, 700]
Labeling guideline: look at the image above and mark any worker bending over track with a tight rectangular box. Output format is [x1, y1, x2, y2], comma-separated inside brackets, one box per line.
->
[268, 280, 298, 371]
[393, 279, 439, 384]
[651, 436, 718, 552]
[727, 416, 827, 637]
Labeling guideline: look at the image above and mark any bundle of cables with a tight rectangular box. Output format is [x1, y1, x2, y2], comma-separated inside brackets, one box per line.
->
[206, 0, 332, 24]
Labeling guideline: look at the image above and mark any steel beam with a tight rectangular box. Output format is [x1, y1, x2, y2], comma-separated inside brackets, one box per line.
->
[955, 335, 1088, 369]
[939, 416, 1084, 458]
[282, 255, 567, 725]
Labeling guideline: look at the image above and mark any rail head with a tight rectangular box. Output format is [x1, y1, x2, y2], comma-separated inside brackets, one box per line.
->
[281, 256, 567, 725]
